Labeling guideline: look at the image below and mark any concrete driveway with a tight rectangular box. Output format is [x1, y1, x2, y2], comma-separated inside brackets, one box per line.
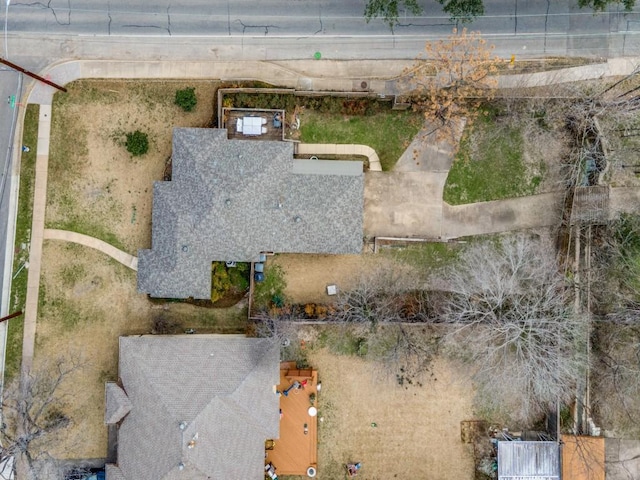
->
[364, 171, 448, 239]
[363, 118, 567, 240]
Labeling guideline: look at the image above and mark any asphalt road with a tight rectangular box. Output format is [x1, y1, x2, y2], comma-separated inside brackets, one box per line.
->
[2, 0, 638, 38]
[1, 0, 640, 314]
[0, 69, 20, 315]
[0, 1, 638, 74]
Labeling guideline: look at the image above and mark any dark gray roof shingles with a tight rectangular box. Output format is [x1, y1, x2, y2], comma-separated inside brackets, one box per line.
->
[138, 128, 363, 299]
[107, 335, 280, 480]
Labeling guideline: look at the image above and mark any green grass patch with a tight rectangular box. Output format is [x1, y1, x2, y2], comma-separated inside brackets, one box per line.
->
[444, 113, 540, 205]
[6, 104, 40, 381]
[253, 264, 287, 311]
[316, 325, 368, 357]
[382, 241, 461, 272]
[300, 110, 423, 171]
[45, 297, 86, 331]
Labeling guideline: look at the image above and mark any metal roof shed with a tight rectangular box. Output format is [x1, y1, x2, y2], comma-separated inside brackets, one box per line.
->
[498, 441, 561, 480]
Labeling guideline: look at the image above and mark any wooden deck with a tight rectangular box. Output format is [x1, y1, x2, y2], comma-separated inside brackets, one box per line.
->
[223, 109, 284, 142]
[266, 361, 318, 476]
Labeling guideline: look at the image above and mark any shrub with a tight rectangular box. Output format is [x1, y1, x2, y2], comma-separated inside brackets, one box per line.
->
[175, 87, 197, 112]
[211, 262, 232, 303]
[125, 130, 149, 157]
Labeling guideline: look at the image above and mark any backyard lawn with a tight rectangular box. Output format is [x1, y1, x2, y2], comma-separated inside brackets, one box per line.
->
[300, 110, 423, 171]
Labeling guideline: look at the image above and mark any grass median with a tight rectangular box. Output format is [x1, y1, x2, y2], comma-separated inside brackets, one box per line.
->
[6, 104, 39, 381]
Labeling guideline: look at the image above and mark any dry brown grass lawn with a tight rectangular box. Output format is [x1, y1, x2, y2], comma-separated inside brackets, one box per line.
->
[310, 349, 475, 480]
[34, 241, 247, 459]
[46, 79, 220, 254]
[271, 253, 422, 305]
[35, 241, 148, 458]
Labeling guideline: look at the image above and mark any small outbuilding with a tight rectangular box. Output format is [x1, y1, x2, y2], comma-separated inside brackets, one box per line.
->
[498, 441, 560, 480]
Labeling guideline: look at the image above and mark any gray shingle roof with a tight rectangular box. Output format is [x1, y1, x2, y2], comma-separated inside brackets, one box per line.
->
[138, 128, 364, 299]
[107, 335, 280, 480]
[104, 382, 132, 425]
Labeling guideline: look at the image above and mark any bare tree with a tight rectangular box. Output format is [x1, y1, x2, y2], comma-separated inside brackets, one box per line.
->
[402, 28, 502, 145]
[0, 356, 84, 480]
[332, 263, 418, 324]
[365, 323, 440, 386]
[592, 322, 640, 437]
[439, 234, 588, 424]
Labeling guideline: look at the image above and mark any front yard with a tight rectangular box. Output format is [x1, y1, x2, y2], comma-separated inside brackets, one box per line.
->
[46, 79, 221, 254]
[299, 110, 423, 171]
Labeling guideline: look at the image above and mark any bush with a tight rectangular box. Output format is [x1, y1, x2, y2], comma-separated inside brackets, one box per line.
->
[211, 262, 250, 303]
[125, 130, 149, 157]
[175, 87, 197, 112]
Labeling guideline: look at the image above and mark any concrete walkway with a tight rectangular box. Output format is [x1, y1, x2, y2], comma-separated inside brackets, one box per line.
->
[20, 105, 51, 375]
[296, 143, 382, 171]
[43, 230, 138, 271]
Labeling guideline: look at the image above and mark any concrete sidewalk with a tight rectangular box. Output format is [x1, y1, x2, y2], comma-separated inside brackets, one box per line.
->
[297, 143, 382, 171]
[28, 56, 640, 105]
[43, 229, 138, 271]
[20, 104, 51, 375]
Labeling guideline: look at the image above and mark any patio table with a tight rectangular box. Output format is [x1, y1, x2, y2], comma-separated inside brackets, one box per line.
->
[240, 116, 263, 136]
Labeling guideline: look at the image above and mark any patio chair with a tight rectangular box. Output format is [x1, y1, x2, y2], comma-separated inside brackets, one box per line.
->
[262, 127, 267, 134]
[346, 463, 361, 477]
[261, 117, 267, 125]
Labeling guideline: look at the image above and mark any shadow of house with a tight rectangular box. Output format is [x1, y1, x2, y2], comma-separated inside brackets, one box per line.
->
[137, 128, 363, 299]
[104, 335, 280, 480]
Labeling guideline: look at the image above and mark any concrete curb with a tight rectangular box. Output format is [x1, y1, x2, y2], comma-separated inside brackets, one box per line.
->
[297, 143, 382, 171]
[43, 230, 138, 271]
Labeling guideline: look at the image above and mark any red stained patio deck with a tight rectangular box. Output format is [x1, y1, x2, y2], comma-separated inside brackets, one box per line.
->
[266, 361, 318, 476]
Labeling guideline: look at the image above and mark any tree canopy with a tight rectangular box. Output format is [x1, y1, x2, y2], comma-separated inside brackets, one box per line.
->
[364, 0, 423, 32]
[578, 0, 636, 11]
[404, 28, 502, 144]
[440, 235, 588, 424]
[437, 0, 484, 24]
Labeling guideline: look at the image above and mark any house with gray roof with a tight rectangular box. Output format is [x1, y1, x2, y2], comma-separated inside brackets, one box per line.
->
[105, 335, 280, 480]
[138, 127, 364, 299]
